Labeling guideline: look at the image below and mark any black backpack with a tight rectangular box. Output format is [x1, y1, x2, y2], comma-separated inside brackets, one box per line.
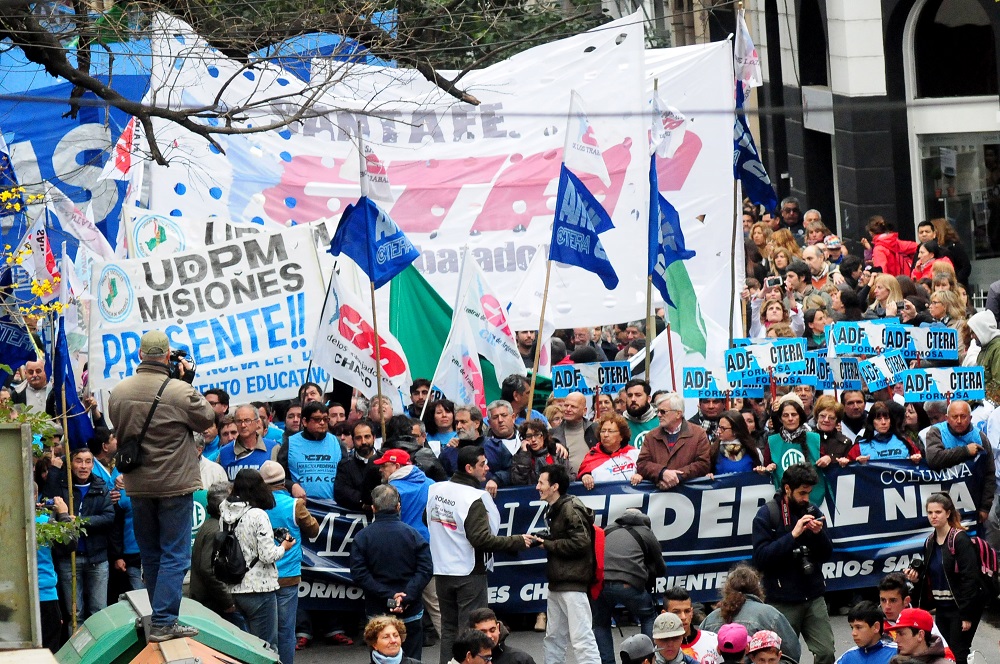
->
[212, 515, 259, 585]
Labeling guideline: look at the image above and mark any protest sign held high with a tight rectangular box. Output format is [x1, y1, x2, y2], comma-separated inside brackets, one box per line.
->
[89, 224, 326, 400]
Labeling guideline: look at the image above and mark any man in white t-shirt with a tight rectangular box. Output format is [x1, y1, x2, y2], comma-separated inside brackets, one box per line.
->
[665, 586, 720, 664]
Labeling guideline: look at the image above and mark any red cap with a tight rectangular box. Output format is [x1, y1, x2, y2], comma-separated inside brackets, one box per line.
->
[885, 608, 933, 634]
[374, 449, 410, 465]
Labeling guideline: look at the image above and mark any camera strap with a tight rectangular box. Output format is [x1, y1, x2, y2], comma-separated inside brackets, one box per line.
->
[780, 497, 792, 528]
[136, 379, 171, 446]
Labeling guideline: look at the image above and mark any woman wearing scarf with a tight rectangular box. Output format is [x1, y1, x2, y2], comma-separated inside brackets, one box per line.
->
[365, 615, 424, 664]
[766, 397, 826, 505]
[847, 401, 922, 464]
[577, 414, 642, 490]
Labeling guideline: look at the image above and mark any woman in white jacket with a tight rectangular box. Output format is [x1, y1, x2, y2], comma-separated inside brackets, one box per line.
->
[220, 469, 294, 650]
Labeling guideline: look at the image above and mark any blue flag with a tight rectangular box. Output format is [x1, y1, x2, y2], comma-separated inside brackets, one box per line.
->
[0, 268, 37, 381]
[549, 164, 618, 290]
[648, 157, 696, 307]
[329, 196, 419, 289]
[51, 315, 93, 450]
[734, 84, 778, 212]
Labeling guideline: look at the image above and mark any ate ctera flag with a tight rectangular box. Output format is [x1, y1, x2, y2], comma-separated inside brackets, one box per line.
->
[51, 315, 94, 450]
[548, 164, 619, 290]
[329, 195, 419, 289]
[733, 83, 778, 212]
[648, 156, 695, 308]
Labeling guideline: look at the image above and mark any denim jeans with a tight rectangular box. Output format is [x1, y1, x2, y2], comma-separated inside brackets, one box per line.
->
[234, 592, 279, 651]
[131, 494, 193, 627]
[275, 585, 298, 664]
[126, 564, 144, 591]
[592, 581, 657, 664]
[56, 558, 109, 624]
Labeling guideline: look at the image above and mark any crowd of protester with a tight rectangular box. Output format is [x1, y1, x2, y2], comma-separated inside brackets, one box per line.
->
[7, 201, 1000, 663]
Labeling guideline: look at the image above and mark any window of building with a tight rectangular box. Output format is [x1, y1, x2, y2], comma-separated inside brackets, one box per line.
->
[914, 0, 996, 98]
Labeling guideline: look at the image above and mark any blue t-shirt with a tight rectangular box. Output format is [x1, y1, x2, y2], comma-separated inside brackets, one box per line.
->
[286, 432, 342, 500]
[715, 453, 754, 475]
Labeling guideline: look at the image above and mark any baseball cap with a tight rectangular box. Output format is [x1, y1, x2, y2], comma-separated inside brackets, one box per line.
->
[747, 630, 781, 654]
[618, 634, 655, 664]
[140, 330, 169, 356]
[259, 460, 286, 485]
[651, 612, 685, 639]
[717, 624, 749, 654]
[885, 608, 933, 634]
[824, 234, 842, 248]
[374, 449, 410, 466]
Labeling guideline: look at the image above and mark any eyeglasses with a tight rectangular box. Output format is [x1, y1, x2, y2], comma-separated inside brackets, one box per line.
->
[717, 425, 732, 431]
[599, 429, 620, 436]
[656, 408, 677, 416]
[524, 432, 544, 440]
[477, 655, 494, 663]
[308, 416, 328, 423]
[235, 418, 257, 426]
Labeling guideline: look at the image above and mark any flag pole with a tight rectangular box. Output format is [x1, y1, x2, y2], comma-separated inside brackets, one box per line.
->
[646, 79, 658, 380]
[665, 322, 678, 392]
[57, 242, 77, 630]
[527, 260, 553, 413]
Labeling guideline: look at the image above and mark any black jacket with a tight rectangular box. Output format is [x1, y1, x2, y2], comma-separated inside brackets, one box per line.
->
[45, 470, 115, 565]
[350, 511, 433, 620]
[510, 444, 567, 487]
[334, 450, 382, 513]
[751, 492, 832, 603]
[439, 436, 484, 477]
[911, 529, 986, 622]
[493, 622, 536, 664]
[386, 435, 447, 482]
[541, 494, 595, 593]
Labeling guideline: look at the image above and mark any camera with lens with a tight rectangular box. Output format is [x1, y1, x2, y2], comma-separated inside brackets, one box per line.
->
[387, 597, 401, 610]
[273, 527, 291, 542]
[168, 349, 196, 384]
[791, 545, 814, 575]
[908, 555, 924, 574]
[38, 499, 55, 508]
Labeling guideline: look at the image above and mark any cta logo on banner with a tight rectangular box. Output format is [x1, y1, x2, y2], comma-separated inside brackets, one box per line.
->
[900, 367, 985, 402]
[89, 225, 326, 400]
[551, 361, 631, 398]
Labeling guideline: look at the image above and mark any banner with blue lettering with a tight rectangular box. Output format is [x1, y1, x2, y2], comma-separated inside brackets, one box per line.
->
[292, 459, 989, 611]
[682, 367, 764, 399]
[899, 367, 986, 402]
[87, 225, 327, 401]
[905, 326, 960, 361]
[551, 361, 631, 398]
[549, 164, 619, 290]
[724, 339, 806, 384]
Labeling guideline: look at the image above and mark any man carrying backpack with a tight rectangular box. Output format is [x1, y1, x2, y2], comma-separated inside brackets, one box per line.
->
[527, 464, 601, 664]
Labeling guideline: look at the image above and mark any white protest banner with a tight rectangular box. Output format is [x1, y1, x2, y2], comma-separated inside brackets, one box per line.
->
[88, 224, 326, 400]
[311, 269, 412, 412]
[145, 13, 651, 328]
[428, 312, 486, 415]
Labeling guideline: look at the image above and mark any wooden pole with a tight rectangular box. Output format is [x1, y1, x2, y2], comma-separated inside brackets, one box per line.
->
[665, 322, 678, 392]
[369, 282, 388, 442]
[527, 260, 553, 412]
[59, 325, 77, 632]
[644, 276, 654, 379]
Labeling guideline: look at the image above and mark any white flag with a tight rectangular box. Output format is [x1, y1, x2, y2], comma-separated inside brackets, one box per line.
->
[735, 9, 763, 94]
[48, 193, 116, 260]
[362, 143, 393, 204]
[98, 117, 136, 182]
[650, 91, 687, 159]
[563, 90, 611, 186]
[25, 214, 60, 303]
[430, 313, 487, 415]
[536, 305, 557, 379]
[456, 254, 526, 385]
[312, 270, 412, 412]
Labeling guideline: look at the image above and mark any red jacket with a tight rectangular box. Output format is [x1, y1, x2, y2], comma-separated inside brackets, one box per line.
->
[911, 256, 953, 282]
[871, 233, 918, 277]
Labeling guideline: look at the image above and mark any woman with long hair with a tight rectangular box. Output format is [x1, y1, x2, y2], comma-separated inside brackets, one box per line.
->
[811, 396, 851, 468]
[421, 399, 457, 450]
[770, 228, 802, 259]
[749, 289, 805, 340]
[930, 217, 971, 285]
[848, 401, 922, 464]
[904, 492, 986, 664]
[929, 290, 966, 329]
[708, 410, 772, 477]
[832, 288, 864, 322]
[364, 615, 423, 664]
[576, 414, 642, 489]
[220, 469, 294, 650]
[750, 221, 773, 261]
[911, 240, 953, 282]
[767, 399, 825, 504]
[768, 247, 794, 277]
[700, 564, 802, 663]
[865, 274, 905, 318]
[903, 403, 931, 446]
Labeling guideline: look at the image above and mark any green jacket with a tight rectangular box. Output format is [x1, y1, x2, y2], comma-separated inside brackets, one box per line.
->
[766, 430, 827, 505]
[541, 494, 595, 593]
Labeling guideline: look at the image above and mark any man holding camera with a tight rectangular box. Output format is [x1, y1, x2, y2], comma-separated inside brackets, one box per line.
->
[108, 331, 215, 642]
[751, 463, 834, 664]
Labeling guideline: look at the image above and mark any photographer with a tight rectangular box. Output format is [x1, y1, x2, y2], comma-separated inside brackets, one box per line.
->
[107, 331, 215, 643]
[751, 463, 834, 664]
